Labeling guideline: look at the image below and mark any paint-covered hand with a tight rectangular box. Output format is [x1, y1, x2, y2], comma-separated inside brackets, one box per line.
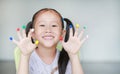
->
[61, 26, 88, 55]
[12, 28, 37, 56]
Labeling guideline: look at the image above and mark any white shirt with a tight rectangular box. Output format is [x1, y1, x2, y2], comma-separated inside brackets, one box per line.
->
[29, 50, 71, 74]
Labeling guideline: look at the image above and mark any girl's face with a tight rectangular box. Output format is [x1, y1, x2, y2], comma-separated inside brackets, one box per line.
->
[33, 11, 63, 48]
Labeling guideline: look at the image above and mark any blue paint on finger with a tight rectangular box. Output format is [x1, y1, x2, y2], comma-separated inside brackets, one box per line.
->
[69, 25, 73, 28]
[9, 37, 13, 41]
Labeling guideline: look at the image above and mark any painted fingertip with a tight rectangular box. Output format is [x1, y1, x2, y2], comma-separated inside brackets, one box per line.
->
[69, 25, 72, 28]
[31, 29, 34, 32]
[9, 37, 13, 41]
[16, 28, 20, 31]
[86, 35, 89, 39]
[22, 25, 26, 29]
[62, 18, 64, 21]
[83, 26, 87, 30]
[76, 24, 80, 28]
[35, 40, 39, 45]
[59, 36, 63, 41]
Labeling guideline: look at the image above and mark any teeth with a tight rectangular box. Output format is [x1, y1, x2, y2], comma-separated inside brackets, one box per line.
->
[43, 36, 54, 40]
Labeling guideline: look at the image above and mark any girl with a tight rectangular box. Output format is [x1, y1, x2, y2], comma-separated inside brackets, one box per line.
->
[12, 8, 87, 74]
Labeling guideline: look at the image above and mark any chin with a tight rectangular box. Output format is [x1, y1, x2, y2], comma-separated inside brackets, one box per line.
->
[43, 42, 56, 48]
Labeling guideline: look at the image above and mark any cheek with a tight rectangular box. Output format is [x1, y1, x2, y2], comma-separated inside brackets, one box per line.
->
[34, 29, 42, 38]
[52, 28, 62, 35]
[53, 29, 62, 40]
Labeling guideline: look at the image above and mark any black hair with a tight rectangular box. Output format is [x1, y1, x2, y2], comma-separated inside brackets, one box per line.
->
[58, 18, 75, 74]
[25, 8, 75, 74]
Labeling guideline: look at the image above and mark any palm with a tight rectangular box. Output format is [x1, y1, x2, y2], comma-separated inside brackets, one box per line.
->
[17, 38, 36, 55]
[62, 27, 87, 55]
[13, 29, 36, 56]
[63, 37, 81, 54]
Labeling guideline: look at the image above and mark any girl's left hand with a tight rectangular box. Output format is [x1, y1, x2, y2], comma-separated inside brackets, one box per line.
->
[61, 26, 88, 55]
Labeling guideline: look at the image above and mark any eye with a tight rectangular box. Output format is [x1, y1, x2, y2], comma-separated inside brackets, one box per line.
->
[39, 24, 45, 27]
[52, 24, 58, 27]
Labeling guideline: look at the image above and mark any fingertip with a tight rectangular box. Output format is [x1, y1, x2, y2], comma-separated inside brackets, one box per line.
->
[83, 26, 87, 30]
[31, 28, 34, 32]
[35, 40, 39, 45]
[9, 37, 13, 41]
[86, 35, 89, 39]
[69, 24, 73, 28]
[28, 28, 34, 38]
[22, 25, 26, 29]
[76, 24, 80, 28]
[16, 28, 20, 31]
[59, 36, 63, 41]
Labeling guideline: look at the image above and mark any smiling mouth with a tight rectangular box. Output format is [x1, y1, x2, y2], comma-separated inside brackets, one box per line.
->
[42, 35, 54, 40]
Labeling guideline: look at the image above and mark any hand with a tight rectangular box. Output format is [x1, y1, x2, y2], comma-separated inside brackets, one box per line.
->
[61, 26, 88, 55]
[12, 28, 37, 56]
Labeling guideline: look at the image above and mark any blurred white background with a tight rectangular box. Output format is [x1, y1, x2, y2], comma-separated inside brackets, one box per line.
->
[0, 0, 120, 62]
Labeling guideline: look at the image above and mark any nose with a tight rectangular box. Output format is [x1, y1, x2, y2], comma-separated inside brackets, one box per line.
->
[45, 26, 52, 33]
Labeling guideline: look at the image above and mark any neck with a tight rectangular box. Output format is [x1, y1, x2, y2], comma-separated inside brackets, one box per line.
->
[35, 44, 57, 64]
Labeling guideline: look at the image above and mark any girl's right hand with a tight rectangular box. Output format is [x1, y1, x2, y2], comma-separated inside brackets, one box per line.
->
[12, 28, 37, 56]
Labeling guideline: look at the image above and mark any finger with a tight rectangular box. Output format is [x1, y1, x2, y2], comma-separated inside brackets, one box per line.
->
[60, 30, 66, 41]
[78, 29, 84, 40]
[28, 29, 34, 38]
[22, 25, 26, 29]
[74, 28, 79, 37]
[9, 37, 19, 45]
[16, 28, 22, 40]
[69, 25, 73, 37]
[22, 25, 27, 38]
[59, 36, 63, 41]
[60, 35, 65, 49]
[61, 40, 66, 49]
[26, 43, 37, 52]
[74, 24, 80, 37]
[22, 29, 26, 38]
[35, 40, 39, 45]
[80, 35, 88, 45]
[12, 39, 19, 45]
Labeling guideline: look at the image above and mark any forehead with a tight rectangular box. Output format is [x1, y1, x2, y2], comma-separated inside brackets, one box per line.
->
[35, 11, 61, 22]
